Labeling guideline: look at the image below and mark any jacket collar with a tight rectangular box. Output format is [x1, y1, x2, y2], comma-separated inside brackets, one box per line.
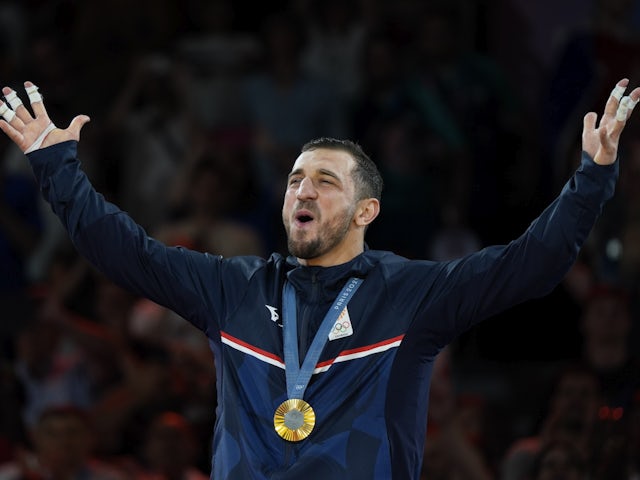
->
[285, 250, 380, 302]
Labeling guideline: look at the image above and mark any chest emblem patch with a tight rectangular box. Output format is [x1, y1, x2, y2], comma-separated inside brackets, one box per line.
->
[328, 307, 353, 341]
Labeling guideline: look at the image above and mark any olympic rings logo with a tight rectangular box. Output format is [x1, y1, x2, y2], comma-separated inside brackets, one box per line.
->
[333, 321, 351, 332]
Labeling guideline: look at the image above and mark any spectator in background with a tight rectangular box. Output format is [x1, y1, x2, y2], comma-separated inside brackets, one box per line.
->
[240, 10, 349, 205]
[361, 112, 441, 258]
[100, 53, 201, 232]
[175, 0, 260, 134]
[34, 270, 217, 471]
[421, 347, 495, 480]
[67, 0, 184, 119]
[298, 0, 371, 108]
[500, 364, 601, 480]
[37, 271, 142, 402]
[529, 438, 588, 480]
[0, 139, 42, 293]
[11, 295, 93, 430]
[155, 148, 266, 258]
[577, 284, 639, 411]
[122, 411, 208, 480]
[0, 405, 126, 480]
[349, 27, 410, 151]
[348, 27, 438, 258]
[0, 138, 43, 360]
[402, 2, 537, 246]
[89, 339, 181, 459]
[587, 401, 634, 479]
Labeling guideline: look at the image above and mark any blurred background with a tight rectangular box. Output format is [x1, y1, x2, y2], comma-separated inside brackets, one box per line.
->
[1, 0, 640, 479]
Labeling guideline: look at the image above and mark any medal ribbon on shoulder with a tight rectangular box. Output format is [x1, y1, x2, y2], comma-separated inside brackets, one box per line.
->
[274, 276, 363, 441]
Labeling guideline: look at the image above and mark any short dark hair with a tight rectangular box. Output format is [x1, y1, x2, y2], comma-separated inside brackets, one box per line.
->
[301, 137, 383, 202]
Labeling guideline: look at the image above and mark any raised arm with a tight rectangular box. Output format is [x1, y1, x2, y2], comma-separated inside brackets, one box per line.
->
[403, 79, 640, 348]
[0, 82, 228, 333]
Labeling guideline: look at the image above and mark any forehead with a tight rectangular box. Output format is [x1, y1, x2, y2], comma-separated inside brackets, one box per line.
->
[290, 148, 355, 177]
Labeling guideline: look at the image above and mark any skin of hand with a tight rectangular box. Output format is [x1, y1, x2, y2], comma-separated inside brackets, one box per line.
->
[0, 81, 90, 152]
[582, 78, 640, 165]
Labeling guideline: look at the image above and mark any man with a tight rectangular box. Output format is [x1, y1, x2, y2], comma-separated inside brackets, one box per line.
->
[0, 405, 126, 480]
[0, 79, 638, 479]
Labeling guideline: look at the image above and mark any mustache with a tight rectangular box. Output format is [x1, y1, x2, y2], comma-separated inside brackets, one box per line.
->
[294, 201, 319, 216]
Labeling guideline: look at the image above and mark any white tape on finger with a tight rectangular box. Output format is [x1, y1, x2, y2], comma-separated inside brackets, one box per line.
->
[24, 122, 57, 154]
[0, 102, 15, 122]
[615, 96, 639, 121]
[611, 85, 627, 101]
[5, 90, 23, 110]
[616, 97, 630, 121]
[25, 84, 43, 104]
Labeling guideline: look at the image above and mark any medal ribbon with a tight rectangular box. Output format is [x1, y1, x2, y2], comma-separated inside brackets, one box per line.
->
[282, 276, 363, 400]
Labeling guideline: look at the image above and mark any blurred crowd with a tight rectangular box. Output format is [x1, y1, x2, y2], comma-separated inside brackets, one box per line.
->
[1, 0, 640, 478]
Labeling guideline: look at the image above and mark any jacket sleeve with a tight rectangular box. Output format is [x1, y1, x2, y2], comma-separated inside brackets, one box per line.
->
[27, 140, 228, 334]
[406, 150, 617, 347]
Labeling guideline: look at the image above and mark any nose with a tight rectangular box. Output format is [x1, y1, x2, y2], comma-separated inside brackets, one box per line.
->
[296, 177, 318, 200]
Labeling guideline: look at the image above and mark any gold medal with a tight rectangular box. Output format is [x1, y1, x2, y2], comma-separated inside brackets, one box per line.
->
[273, 399, 315, 441]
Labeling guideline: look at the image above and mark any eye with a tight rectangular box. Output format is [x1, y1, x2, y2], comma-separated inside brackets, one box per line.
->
[289, 177, 301, 186]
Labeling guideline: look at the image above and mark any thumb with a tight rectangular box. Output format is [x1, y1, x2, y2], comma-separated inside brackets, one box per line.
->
[67, 115, 91, 140]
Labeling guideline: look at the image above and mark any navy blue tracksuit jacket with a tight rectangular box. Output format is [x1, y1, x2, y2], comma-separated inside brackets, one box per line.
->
[27, 141, 616, 479]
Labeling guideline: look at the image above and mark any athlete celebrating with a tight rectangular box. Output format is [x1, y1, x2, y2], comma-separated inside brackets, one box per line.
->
[0, 78, 638, 479]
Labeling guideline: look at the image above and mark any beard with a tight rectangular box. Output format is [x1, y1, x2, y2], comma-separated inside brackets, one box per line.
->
[284, 204, 355, 259]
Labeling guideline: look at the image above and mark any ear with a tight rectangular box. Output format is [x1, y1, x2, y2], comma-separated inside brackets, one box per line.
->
[354, 198, 380, 227]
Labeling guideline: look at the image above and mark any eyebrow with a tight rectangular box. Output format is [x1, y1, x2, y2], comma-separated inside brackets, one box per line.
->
[288, 168, 342, 183]
[288, 168, 303, 180]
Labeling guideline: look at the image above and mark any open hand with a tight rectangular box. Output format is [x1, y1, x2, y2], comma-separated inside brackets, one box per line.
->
[0, 81, 90, 153]
[582, 78, 640, 165]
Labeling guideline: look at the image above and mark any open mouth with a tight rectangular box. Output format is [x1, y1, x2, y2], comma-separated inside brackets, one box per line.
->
[294, 210, 315, 225]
